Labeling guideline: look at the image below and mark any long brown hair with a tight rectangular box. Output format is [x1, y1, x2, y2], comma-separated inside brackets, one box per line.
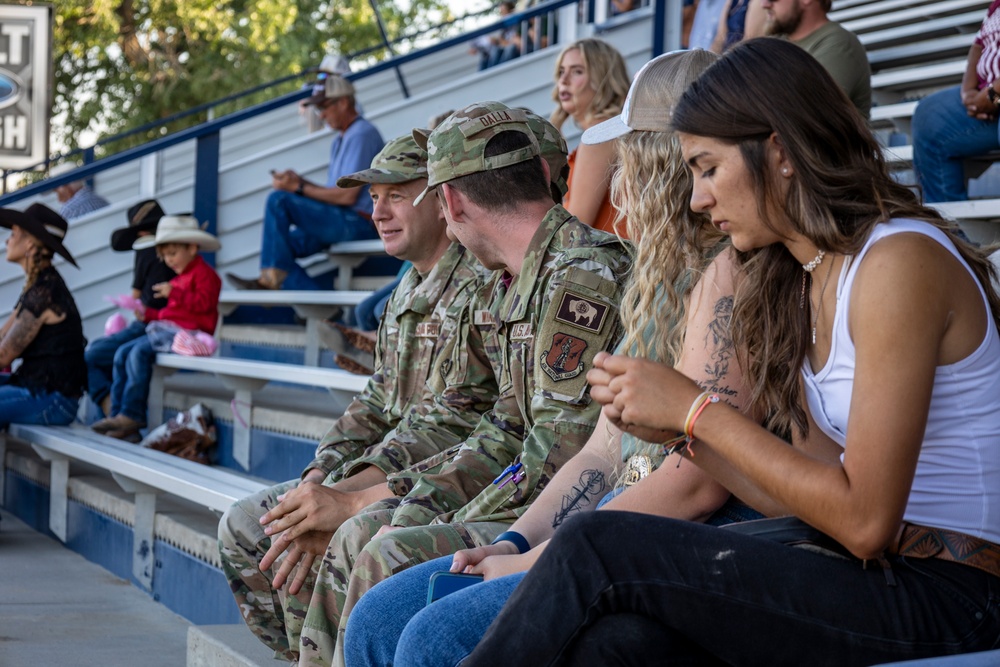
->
[671, 38, 1000, 435]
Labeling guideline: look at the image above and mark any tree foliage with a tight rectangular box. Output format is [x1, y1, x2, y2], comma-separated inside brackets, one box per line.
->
[48, 0, 459, 155]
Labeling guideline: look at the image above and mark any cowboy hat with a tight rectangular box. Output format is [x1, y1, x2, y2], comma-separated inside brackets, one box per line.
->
[133, 214, 220, 252]
[110, 199, 166, 252]
[0, 203, 78, 268]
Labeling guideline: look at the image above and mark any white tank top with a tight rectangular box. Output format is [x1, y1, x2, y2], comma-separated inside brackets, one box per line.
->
[801, 218, 1000, 543]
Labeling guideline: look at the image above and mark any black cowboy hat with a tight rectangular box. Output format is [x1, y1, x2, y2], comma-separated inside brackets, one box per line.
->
[0, 203, 78, 268]
[110, 199, 165, 252]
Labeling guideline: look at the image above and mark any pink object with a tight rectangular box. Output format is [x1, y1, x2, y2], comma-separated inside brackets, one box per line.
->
[104, 312, 127, 336]
[171, 329, 217, 356]
[105, 294, 145, 313]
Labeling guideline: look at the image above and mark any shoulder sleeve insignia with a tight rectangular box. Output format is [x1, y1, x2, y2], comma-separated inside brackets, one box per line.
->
[415, 322, 441, 338]
[510, 323, 533, 340]
[540, 332, 588, 382]
[555, 291, 609, 334]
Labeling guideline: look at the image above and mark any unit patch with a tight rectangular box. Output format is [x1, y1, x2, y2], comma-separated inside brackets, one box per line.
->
[540, 332, 588, 382]
[510, 323, 533, 340]
[555, 291, 608, 334]
[415, 322, 441, 338]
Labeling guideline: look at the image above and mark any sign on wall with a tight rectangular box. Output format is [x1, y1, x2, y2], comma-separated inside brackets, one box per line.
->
[0, 4, 50, 170]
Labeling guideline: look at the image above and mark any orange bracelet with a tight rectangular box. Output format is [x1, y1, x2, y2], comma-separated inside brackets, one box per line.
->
[684, 392, 720, 444]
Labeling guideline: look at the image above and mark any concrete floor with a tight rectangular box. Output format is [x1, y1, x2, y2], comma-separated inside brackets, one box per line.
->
[0, 509, 191, 666]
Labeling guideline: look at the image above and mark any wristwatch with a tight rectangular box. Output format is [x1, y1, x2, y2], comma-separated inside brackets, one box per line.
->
[988, 82, 999, 106]
[295, 178, 305, 196]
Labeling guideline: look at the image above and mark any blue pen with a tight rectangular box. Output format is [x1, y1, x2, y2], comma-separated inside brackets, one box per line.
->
[492, 461, 523, 485]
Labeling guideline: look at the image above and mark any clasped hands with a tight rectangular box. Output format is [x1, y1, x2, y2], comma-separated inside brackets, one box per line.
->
[587, 351, 703, 444]
[962, 87, 997, 121]
[271, 169, 302, 192]
[258, 481, 360, 594]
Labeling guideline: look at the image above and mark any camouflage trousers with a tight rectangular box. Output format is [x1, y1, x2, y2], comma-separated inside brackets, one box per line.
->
[217, 479, 308, 662]
[297, 509, 509, 667]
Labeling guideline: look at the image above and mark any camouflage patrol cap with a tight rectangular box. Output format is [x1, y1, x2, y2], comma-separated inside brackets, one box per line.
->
[412, 101, 540, 205]
[519, 108, 569, 197]
[337, 135, 428, 188]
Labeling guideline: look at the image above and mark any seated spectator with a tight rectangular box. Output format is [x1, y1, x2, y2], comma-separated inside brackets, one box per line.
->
[762, 0, 871, 117]
[85, 200, 175, 417]
[610, 0, 638, 16]
[469, 1, 520, 70]
[226, 75, 384, 291]
[913, 2, 1000, 203]
[688, 0, 729, 50]
[551, 38, 631, 234]
[710, 0, 749, 52]
[460, 38, 1000, 665]
[51, 164, 110, 221]
[342, 49, 753, 667]
[92, 215, 221, 441]
[0, 204, 86, 427]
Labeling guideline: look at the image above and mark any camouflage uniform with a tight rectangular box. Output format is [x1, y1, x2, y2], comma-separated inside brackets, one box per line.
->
[293, 102, 631, 667]
[217, 136, 496, 662]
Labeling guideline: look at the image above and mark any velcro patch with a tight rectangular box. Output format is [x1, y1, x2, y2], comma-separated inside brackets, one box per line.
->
[510, 323, 533, 340]
[474, 310, 496, 326]
[539, 332, 588, 382]
[554, 291, 609, 334]
[415, 322, 441, 338]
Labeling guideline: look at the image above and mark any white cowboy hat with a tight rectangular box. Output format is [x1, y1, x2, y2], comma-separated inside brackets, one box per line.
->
[132, 214, 220, 252]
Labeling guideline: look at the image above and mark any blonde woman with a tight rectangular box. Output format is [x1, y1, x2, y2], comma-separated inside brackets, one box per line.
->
[342, 49, 758, 667]
[0, 204, 86, 427]
[551, 38, 630, 234]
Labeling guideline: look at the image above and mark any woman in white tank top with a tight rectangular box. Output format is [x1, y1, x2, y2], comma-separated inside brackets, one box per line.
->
[457, 38, 1000, 666]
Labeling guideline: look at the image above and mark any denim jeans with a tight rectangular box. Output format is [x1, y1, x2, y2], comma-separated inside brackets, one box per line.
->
[109, 334, 159, 423]
[259, 190, 378, 291]
[462, 512, 1000, 667]
[0, 375, 79, 428]
[353, 276, 401, 330]
[84, 319, 147, 406]
[344, 555, 525, 667]
[912, 86, 1000, 203]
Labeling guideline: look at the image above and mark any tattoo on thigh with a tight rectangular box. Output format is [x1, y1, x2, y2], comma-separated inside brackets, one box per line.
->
[552, 469, 607, 528]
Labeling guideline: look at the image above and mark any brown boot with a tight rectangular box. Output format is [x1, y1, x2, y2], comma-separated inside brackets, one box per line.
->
[259, 268, 287, 290]
[103, 414, 146, 442]
[334, 354, 374, 376]
[225, 272, 269, 290]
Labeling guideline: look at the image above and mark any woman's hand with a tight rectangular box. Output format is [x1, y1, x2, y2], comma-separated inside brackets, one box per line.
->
[450, 541, 519, 574]
[467, 552, 537, 581]
[588, 352, 703, 435]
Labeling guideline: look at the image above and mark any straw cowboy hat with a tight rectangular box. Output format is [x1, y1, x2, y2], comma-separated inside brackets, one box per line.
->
[110, 199, 166, 252]
[133, 214, 220, 252]
[0, 203, 78, 267]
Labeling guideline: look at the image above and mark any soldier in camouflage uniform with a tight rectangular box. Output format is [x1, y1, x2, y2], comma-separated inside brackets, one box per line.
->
[217, 134, 497, 662]
[290, 102, 631, 667]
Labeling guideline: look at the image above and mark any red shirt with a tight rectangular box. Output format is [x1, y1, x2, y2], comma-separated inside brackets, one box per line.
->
[144, 255, 221, 334]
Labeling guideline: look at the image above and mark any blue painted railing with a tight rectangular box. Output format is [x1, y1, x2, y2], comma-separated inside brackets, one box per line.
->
[0, 0, 676, 237]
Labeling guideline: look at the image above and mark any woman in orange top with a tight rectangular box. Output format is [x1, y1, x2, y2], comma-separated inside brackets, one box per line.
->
[550, 38, 630, 236]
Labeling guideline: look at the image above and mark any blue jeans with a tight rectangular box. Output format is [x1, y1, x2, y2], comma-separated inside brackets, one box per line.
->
[0, 375, 78, 428]
[344, 555, 525, 667]
[259, 190, 378, 291]
[84, 319, 147, 406]
[912, 86, 1000, 203]
[463, 512, 1000, 666]
[353, 276, 401, 330]
[109, 334, 159, 423]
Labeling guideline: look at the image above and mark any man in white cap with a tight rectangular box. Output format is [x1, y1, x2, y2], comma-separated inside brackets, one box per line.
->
[227, 74, 385, 291]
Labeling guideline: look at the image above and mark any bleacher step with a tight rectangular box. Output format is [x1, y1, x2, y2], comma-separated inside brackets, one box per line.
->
[187, 624, 288, 667]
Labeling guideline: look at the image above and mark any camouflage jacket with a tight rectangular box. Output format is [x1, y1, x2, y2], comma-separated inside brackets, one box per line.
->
[387, 205, 631, 527]
[307, 243, 495, 480]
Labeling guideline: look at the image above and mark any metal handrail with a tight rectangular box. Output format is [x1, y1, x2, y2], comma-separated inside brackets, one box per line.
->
[0, 0, 587, 205]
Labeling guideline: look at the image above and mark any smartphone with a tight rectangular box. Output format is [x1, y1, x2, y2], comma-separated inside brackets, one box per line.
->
[426, 571, 484, 605]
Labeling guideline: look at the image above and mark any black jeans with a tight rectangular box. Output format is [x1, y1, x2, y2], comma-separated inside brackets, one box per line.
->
[463, 512, 1000, 667]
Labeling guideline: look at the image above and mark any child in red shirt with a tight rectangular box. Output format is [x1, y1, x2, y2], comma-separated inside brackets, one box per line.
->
[92, 215, 221, 441]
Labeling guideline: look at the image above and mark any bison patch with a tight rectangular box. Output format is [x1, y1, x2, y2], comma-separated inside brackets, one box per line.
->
[555, 291, 608, 334]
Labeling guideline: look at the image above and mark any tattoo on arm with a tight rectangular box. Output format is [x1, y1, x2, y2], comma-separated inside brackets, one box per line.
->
[0, 308, 43, 366]
[552, 469, 607, 529]
[703, 296, 734, 384]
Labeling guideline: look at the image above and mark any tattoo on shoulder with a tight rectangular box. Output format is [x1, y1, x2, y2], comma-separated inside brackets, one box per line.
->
[703, 295, 734, 384]
[552, 469, 607, 529]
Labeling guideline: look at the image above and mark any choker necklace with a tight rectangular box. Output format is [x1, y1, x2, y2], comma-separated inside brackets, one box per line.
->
[810, 254, 835, 345]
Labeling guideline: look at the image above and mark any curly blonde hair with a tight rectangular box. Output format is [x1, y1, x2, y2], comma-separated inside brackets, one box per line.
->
[549, 38, 630, 132]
